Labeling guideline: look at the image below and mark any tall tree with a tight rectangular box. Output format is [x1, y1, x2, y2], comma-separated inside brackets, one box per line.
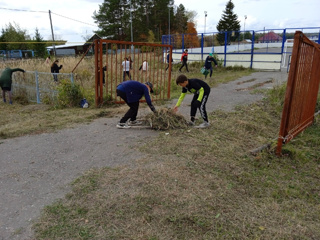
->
[150, 0, 172, 42]
[216, 0, 240, 45]
[174, 4, 188, 34]
[33, 28, 47, 58]
[93, 0, 130, 41]
[134, 0, 155, 41]
[92, 0, 190, 42]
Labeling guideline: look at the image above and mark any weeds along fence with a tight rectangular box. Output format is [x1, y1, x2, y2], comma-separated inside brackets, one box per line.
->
[0, 69, 74, 104]
[94, 39, 172, 106]
[162, 27, 320, 71]
[276, 32, 320, 155]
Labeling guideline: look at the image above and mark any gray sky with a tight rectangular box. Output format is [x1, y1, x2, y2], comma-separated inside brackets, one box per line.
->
[0, 0, 319, 44]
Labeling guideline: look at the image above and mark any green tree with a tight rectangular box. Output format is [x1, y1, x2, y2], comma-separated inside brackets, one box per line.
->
[92, 0, 190, 42]
[93, 0, 130, 41]
[0, 22, 30, 50]
[216, 0, 241, 45]
[174, 4, 188, 34]
[150, 0, 172, 42]
[33, 28, 47, 58]
[132, 0, 154, 41]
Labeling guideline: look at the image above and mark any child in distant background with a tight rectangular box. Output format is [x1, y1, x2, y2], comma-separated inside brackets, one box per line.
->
[139, 60, 148, 72]
[204, 53, 218, 79]
[122, 57, 131, 81]
[45, 56, 51, 65]
[166, 51, 173, 71]
[51, 60, 63, 82]
[179, 49, 189, 73]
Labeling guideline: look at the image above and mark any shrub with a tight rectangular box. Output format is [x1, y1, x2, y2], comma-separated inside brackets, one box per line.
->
[56, 80, 83, 108]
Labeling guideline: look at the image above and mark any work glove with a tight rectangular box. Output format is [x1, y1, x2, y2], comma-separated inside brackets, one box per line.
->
[150, 105, 156, 113]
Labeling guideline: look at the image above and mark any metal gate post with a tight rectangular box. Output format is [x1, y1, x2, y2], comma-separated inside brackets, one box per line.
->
[35, 71, 40, 104]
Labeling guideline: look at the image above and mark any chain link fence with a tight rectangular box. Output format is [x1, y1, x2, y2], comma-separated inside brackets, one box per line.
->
[0, 69, 74, 104]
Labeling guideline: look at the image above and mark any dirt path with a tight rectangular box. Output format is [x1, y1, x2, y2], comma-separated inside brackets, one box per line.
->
[0, 71, 288, 240]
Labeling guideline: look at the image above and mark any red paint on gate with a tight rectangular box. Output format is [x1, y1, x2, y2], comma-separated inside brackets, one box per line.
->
[276, 31, 320, 155]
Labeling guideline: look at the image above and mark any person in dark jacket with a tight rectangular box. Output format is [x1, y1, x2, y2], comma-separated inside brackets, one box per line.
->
[166, 51, 173, 71]
[51, 59, 63, 82]
[179, 49, 189, 72]
[0, 67, 25, 104]
[116, 80, 156, 129]
[204, 53, 218, 79]
[173, 74, 211, 128]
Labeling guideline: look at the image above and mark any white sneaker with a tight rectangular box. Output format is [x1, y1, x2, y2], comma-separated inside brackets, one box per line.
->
[194, 121, 210, 128]
[128, 120, 143, 126]
[116, 122, 131, 129]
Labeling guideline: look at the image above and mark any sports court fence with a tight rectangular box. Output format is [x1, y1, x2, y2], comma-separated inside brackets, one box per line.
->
[162, 27, 320, 71]
[0, 69, 74, 104]
[276, 31, 320, 155]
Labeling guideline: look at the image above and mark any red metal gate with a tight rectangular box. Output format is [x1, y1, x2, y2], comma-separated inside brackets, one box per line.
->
[94, 39, 173, 106]
[276, 31, 320, 155]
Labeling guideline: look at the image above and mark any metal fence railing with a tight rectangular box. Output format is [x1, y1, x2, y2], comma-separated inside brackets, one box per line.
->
[93, 39, 172, 106]
[162, 27, 320, 71]
[276, 31, 320, 155]
[0, 69, 74, 104]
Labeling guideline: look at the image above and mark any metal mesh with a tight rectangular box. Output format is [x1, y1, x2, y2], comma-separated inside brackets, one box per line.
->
[0, 69, 74, 103]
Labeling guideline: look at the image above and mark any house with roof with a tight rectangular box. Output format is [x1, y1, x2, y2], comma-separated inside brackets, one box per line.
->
[258, 32, 283, 43]
[47, 34, 102, 56]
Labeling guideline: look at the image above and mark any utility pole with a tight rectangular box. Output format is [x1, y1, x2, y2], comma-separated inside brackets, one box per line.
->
[49, 10, 56, 56]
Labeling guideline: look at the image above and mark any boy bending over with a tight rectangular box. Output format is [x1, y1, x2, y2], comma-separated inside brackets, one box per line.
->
[173, 74, 211, 128]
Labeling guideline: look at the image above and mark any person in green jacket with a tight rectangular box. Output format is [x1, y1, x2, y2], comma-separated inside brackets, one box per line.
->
[0, 67, 25, 104]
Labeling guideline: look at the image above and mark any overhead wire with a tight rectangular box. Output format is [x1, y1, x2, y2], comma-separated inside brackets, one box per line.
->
[0, 7, 97, 28]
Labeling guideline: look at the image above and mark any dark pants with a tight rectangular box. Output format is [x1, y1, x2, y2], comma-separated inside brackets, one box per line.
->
[179, 61, 189, 72]
[190, 91, 210, 122]
[52, 73, 58, 82]
[123, 71, 131, 81]
[205, 66, 213, 79]
[117, 89, 139, 123]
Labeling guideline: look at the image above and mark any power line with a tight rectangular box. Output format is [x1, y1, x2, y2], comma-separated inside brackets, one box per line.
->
[0, 7, 97, 27]
[51, 11, 96, 27]
[0, 7, 47, 14]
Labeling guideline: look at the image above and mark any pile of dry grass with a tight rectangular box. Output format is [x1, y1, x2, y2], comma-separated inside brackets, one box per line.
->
[144, 108, 188, 130]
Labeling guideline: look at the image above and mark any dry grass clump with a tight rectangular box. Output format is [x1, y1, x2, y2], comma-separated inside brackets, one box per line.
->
[144, 108, 188, 130]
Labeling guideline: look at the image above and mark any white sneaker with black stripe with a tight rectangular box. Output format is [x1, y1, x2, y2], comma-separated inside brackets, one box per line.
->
[116, 122, 131, 129]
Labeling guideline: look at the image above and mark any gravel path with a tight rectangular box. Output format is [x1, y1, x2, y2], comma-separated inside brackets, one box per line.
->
[0, 71, 288, 240]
